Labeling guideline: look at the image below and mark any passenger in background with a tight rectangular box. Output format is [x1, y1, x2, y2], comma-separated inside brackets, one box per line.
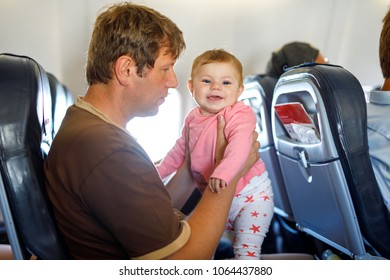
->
[156, 49, 274, 259]
[265, 41, 328, 78]
[44, 3, 259, 260]
[253, 41, 328, 112]
[367, 8, 390, 214]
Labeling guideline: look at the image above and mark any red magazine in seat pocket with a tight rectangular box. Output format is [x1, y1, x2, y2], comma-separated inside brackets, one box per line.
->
[274, 102, 320, 144]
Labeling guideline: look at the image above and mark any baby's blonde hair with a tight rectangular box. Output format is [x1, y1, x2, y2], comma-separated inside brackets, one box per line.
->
[190, 49, 243, 85]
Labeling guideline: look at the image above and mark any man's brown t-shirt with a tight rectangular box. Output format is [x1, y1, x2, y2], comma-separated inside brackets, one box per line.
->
[44, 101, 189, 259]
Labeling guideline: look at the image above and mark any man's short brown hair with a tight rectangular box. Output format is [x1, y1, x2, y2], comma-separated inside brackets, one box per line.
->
[86, 2, 186, 85]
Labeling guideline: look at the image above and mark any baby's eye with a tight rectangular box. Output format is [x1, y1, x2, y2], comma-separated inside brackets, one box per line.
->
[223, 81, 232, 85]
[202, 79, 211, 84]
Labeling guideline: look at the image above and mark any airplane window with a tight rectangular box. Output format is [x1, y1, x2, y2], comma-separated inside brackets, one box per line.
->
[126, 89, 181, 162]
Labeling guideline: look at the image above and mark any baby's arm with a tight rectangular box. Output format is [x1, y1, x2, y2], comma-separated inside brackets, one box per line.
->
[156, 126, 186, 179]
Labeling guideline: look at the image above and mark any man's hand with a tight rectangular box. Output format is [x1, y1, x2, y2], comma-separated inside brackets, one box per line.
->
[215, 115, 227, 165]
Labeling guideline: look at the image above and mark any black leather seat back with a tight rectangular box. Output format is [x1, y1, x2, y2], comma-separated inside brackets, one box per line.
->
[48, 73, 73, 138]
[0, 53, 69, 259]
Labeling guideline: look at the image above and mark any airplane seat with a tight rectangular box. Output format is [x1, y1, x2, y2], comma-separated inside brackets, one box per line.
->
[0, 208, 5, 243]
[63, 84, 74, 106]
[241, 74, 294, 220]
[239, 74, 321, 256]
[47, 72, 72, 138]
[244, 74, 276, 115]
[272, 63, 390, 259]
[0, 53, 70, 259]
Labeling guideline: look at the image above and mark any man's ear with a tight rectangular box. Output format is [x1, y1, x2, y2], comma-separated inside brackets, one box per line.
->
[114, 55, 135, 85]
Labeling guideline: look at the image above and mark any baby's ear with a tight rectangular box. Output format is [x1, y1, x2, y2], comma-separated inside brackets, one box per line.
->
[237, 84, 244, 96]
[187, 79, 194, 95]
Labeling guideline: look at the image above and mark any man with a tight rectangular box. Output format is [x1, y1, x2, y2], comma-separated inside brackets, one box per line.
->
[367, 8, 390, 214]
[44, 2, 258, 260]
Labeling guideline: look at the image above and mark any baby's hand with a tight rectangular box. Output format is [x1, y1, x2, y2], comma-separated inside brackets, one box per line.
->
[208, 177, 227, 194]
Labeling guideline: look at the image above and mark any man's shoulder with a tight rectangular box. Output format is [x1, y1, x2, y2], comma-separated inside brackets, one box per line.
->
[369, 90, 390, 105]
[58, 106, 140, 154]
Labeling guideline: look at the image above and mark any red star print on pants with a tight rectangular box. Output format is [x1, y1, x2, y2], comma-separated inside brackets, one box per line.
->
[249, 224, 261, 234]
[246, 251, 256, 257]
[251, 211, 259, 217]
[260, 195, 270, 201]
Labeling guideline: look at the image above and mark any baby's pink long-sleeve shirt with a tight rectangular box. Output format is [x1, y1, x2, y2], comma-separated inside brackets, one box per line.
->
[156, 101, 266, 195]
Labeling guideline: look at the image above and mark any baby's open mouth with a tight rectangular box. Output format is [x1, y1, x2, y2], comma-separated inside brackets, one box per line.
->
[207, 95, 222, 101]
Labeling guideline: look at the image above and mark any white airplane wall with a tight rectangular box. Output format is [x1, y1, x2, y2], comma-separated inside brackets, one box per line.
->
[0, 0, 387, 115]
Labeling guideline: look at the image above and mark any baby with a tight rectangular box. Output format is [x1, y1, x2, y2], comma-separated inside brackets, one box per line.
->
[156, 49, 274, 259]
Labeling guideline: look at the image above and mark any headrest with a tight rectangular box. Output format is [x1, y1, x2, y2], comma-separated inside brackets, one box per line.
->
[0, 53, 52, 156]
[47, 72, 68, 138]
